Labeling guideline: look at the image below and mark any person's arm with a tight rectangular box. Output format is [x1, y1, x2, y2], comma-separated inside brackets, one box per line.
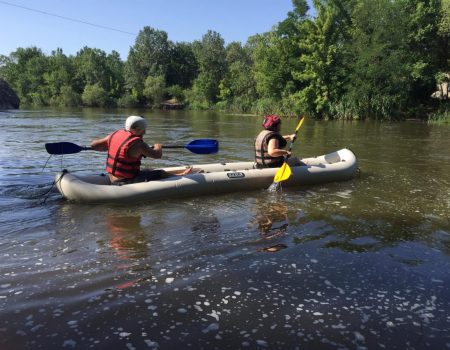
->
[127, 140, 163, 159]
[267, 138, 291, 157]
[90, 136, 109, 152]
[282, 134, 297, 142]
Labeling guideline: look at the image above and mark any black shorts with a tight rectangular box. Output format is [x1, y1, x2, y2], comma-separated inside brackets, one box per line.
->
[255, 161, 284, 169]
[112, 169, 167, 185]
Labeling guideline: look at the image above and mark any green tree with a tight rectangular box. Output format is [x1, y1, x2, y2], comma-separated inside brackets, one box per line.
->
[143, 75, 166, 107]
[74, 47, 108, 92]
[0, 55, 13, 81]
[248, 0, 308, 115]
[105, 50, 125, 101]
[437, 0, 449, 99]
[4, 47, 49, 105]
[339, 0, 412, 119]
[57, 85, 81, 107]
[249, 32, 290, 103]
[125, 26, 170, 101]
[400, 0, 443, 102]
[81, 83, 109, 107]
[73, 47, 124, 106]
[292, 0, 351, 118]
[167, 42, 198, 88]
[45, 48, 78, 106]
[440, 0, 450, 36]
[190, 30, 227, 105]
[218, 42, 257, 112]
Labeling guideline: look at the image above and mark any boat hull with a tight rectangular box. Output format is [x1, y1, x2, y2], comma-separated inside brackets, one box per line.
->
[54, 148, 358, 203]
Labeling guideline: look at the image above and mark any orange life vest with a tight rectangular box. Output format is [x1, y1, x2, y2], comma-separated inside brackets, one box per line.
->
[106, 130, 142, 179]
[254, 130, 287, 167]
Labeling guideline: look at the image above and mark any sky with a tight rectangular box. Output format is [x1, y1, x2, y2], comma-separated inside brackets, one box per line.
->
[0, 0, 314, 60]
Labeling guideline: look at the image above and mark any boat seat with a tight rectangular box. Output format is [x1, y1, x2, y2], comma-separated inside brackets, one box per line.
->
[324, 151, 342, 164]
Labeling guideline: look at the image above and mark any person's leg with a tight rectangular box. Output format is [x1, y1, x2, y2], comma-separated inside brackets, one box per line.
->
[132, 169, 166, 183]
[287, 157, 306, 166]
[133, 167, 194, 183]
[169, 166, 193, 176]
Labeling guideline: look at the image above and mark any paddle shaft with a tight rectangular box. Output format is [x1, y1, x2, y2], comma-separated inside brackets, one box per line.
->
[61, 145, 205, 151]
[286, 116, 305, 155]
[45, 139, 218, 155]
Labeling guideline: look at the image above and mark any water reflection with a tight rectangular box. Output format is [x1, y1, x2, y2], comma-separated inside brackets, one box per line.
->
[252, 199, 289, 239]
[103, 214, 154, 290]
[106, 214, 147, 260]
[292, 208, 450, 260]
[250, 198, 291, 253]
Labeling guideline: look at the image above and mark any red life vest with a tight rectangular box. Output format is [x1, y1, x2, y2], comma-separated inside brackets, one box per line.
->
[254, 130, 287, 167]
[106, 130, 143, 179]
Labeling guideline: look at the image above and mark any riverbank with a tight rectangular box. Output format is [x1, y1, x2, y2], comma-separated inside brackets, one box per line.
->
[428, 108, 450, 124]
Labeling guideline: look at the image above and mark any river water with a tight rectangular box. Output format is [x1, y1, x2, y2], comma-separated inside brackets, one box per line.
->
[0, 109, 449, 349]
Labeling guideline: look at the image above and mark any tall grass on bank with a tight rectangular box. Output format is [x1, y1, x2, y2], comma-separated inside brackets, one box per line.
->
[428, 105, 450, 125]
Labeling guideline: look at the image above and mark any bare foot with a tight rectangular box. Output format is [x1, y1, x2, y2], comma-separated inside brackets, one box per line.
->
[178, 166, 193, 176]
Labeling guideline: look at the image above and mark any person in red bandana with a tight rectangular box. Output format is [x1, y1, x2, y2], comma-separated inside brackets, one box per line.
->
[254, 115, 300, 168]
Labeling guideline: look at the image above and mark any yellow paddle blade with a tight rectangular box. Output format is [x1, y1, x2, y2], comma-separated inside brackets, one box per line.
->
[273, 162, 292, 183]
[295, 116, 305, 132]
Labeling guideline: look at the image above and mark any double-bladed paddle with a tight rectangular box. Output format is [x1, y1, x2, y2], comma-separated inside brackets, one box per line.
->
[45, 139, 219, 155]
[269, 116, 305, 190]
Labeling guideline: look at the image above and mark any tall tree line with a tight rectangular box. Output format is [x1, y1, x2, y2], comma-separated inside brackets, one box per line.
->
[0, 0, 448, 120]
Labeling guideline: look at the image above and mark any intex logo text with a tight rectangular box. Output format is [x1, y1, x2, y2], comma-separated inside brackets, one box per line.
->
[227, 172, 245, 179]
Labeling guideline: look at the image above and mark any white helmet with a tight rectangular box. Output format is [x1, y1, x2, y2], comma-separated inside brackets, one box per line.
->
[125, 115, 147, 131]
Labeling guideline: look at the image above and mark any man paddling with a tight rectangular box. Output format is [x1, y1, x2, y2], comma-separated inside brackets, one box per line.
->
[91, 115, 192, 185]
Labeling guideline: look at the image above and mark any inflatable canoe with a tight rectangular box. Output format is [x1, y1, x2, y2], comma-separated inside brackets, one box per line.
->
[54, 148, 358, 203]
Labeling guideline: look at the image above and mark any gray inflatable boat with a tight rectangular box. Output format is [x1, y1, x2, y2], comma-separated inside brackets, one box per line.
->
[54, 148, 358, 203]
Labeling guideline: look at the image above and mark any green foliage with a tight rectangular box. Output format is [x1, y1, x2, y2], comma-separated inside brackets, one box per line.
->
[51, 85, 81, 107]
[125, 26, 170, 100]
[81, 83, 109, 107]
[217, 42, 257, 112]
[0, 1, 447, 119]
[143, 75, 166, 107]
[250, 32, 292, 100]
[105, 50, 125, 100]
[167, 42, 198, 88]
[117, 93, 139, 108]
[428, 103, 450, 124]
[253, 97, 282, 115]
[184, 84, 210, 110]
[293, 0, 351, 118]
[166, 85, 185, 102]
[337, 0, 413, 119]
[439, 0, 450, 36]
[191, 30, 227, 104]
[73, 47, 124, 102]
[4, 47, 48, 105]
[45, 49, 75, 98]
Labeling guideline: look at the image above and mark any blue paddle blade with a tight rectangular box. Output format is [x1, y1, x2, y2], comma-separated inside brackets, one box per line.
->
[45, 142, 87, 154]
[185, 139, 219, 154]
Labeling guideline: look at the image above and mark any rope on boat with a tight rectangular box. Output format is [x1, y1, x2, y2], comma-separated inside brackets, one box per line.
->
[40, 170, 67, 204]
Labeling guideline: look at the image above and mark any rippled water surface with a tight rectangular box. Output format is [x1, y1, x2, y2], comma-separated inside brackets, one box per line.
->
[1, 109, 449, 349]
